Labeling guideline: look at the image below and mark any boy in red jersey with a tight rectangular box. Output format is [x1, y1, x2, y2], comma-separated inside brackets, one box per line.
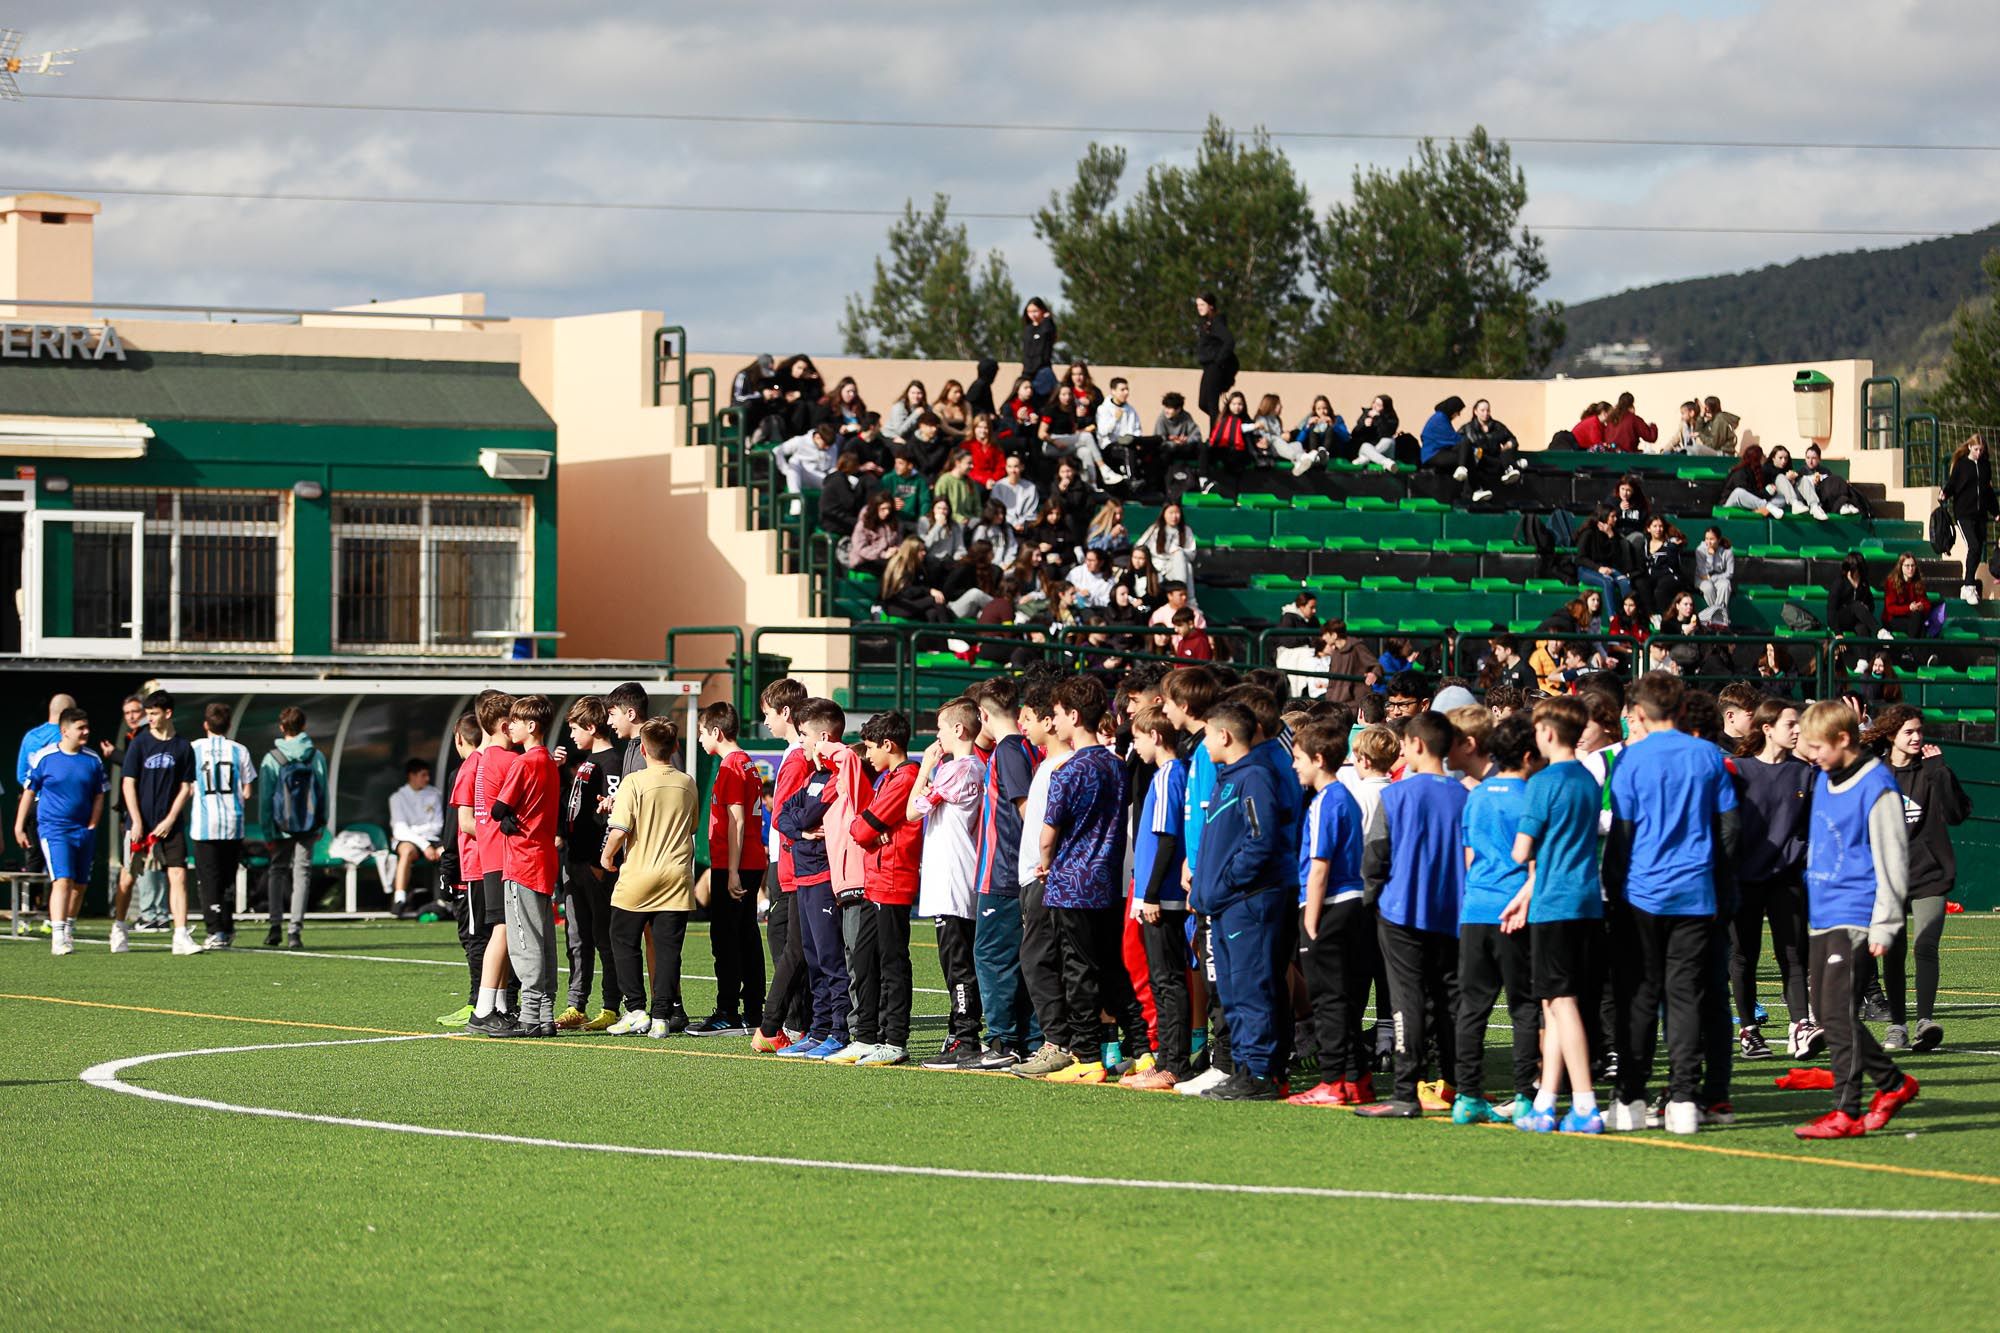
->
[465, 691, 519, 1035]
[832, 710, 923, 1066]
[487, 695, 563, 1037]
[695, 701, 768, 1035]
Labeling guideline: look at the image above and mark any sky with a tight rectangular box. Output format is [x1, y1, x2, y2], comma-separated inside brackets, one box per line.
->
[6, 0, 1999, 355]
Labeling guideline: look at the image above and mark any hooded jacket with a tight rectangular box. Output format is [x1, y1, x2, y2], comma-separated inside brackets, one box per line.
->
[1189, 752, 1292, 915]
[1886, 752, 1971, 898]
[851, 758, 922, 906]
[966, 358, 999, 418]
[259, 733, 327, 834]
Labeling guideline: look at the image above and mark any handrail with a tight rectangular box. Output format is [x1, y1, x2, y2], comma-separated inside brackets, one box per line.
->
[0, 297, 510, 324]
[750, 624, 908, 715]
[1860, 375, 1901, 452]
[1903, 413, 1943, 490]
[685, 366, 716, 449]
[663, 625, 746, 710]
[651, 324, 686, 407]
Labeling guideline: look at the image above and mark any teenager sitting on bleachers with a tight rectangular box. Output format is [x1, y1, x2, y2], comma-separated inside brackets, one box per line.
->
[812, 374, 864, 440]
[1352, 394, 1401, 472]
[1607, 473, 1650, 539]
[1153, 391, 1205, 479]
[880, 538, 954, 623]
[1095, 377, 1146, 482]
[850, 414, 894, 475]
[1635, 515, 1691, 616]
[935, 448, 983, 523]
[769, 355, 822, 436]
[1600, 393, 1658, 453]
[1147, 581, 1206, 631]
[1207, 389, 1258, 473]
[1720, 444, 1782, 518]
[774, 421, 840, 494]
[968, 499, 1019, 568]
[990, 454, 1039, 532]
[919, 497, 968, 562]
[1135, 500, 1197, 587]
[1040, 385, 1122, 488]
[1763, 446, 1828, 522]
[1695, 527, 1734, 627]
[1063, 362, 1102, 424]
[1463, 399, 1524, 481]
[995, 377, 1043, 450]
[1882, 554, 1937, 640]
[1278, 591, 1319, 630]
[884, 380, 930, 441]
[819, 451, 871, 537]
[1608, 593, 1650, 659]
[848, 495, 902, 576]
[1666, 401, 1712, 455]
[1829, 552, 1892, 642]
[1084, 500, 1129, 558]
[1801, 444, 1864, 517]
[1047, 458, 1095, 540]
[1576, 505, 1637, 607]
[964, 415, 1005, 487]
[1250, 394, 1290, 465]
[1119, 545, 1164, 612]
[1287, 395, 1352, 477]
[1068, 549, 1117, 608]
[1022, 499, 1077, 567]
[1698, 397, 1741, 455]
[942, 543, 1002, 620]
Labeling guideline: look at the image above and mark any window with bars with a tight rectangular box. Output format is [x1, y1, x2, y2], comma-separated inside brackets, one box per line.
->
[74, 487, 286, 651]
[332, 494, 530, 650]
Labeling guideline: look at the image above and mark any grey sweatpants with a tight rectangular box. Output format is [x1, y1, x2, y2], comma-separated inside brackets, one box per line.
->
[504, 880, 559, 1028]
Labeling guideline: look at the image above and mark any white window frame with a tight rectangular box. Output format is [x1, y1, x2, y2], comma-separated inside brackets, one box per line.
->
[73, 485, 288, 653]
[330, 493, 531, 654]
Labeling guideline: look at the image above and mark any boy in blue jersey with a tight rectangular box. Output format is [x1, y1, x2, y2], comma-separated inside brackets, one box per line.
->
[1190, 701, 1296, 1100]
[1793, 701, 1919, 1138]
[1357, 710, 1468, 1119]
[15, 708, 106, 957]
[189, 701, 253, 950]
[1451, 712, 1543, 1126]
[1602, 672, 1740, 1135]
[1160, 665, 1229, 1093]
[1286, 719, 1371, 1106]
[1123, 706, 1192, 1090]
[1506, 698, 1608, 1134]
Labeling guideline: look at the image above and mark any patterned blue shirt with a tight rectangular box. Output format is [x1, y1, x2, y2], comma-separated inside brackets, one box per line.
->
[1042, 745, 1129, 910]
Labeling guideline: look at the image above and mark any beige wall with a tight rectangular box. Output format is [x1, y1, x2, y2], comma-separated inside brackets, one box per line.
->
[0, 193, 97, 319]
[1548, 359, 1874, 456]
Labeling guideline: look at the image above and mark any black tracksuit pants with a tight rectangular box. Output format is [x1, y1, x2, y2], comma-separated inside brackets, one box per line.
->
[1141, 907, 1193, 1077]
[1378, 918, 1459, 1106]
[1811, 928, 1906, 1117]
[1019, 878, 1069, 1050]
[849, 900, 913, 1047]
[758, 890, 811, 1038]
[1611, 903, 1708, 1105]
[934, 913, 982, 1046]
[708, 866, 767, 1022]
[1455, 922, 1540, 1103]
[192, 838, 241, 939]
[1050, 904, 1148, 1064]
[563, 859, 622, 1014]
[1300, 899, 1372, 1083]
[1731, 875, 1809, 1027]
[613, 907, 689, 1021]
[1699, 915, 1734, 1106]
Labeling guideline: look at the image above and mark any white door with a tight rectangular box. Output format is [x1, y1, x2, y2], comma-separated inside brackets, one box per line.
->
[23, 509, 145, 657]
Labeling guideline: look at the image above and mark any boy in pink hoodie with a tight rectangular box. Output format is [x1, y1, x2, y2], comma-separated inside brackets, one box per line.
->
[771, 700, 873, 1060]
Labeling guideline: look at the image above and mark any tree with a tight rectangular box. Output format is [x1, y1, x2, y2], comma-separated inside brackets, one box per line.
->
[1930, 250, 2000, 428]
[1302, 127, 1564, 378]
[1033, 119, 1314, 370]
[839, 195, 1020, 360]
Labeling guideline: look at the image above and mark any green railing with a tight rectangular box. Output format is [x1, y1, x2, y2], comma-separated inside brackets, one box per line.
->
[651, 324, 686, 407]
[662, 624, 747, 713]
[1903, 413, 1943, 490]
[1861, 375, 1901, 452]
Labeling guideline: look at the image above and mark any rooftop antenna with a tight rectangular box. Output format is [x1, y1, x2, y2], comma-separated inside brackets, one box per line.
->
[0, 29, 79, 101]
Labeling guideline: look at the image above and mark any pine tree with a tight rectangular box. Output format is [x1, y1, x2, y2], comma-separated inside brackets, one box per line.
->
[840, 195, 1020, 360]
[1932, 250, 2000, 429]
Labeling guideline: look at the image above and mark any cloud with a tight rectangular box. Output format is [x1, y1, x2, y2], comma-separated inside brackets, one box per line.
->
[8, 0, 1999, 353]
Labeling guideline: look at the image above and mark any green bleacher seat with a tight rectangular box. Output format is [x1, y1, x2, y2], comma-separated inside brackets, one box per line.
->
[1345, 495, 1393, 511]
[1180, 492, 1232, 508]
[1270, 534, 1318, 551]
[1213, 532, 1262, 549]
[1399, 619, 1447, 633]
[1959, 709, 1996, 726]
[1971, 666, 1996, 683]
[1378, 537, 1422, 552]
[1507, 618, 1541, 633]
[1524, 578, 1571, 594]
[1305, 574, 1358, 591]
[1323, 536, 1369, 552]
[1250, 573, 1298, 590]
[1712, 505, 1762, 519]
[1291, 494, 1337, 510]
[1361, 575, 1415, 591]
[1745, 544, 1793, 559]
[1416, 576, 1462, 591]
[1346, 617, 1390, 633]
[1237, 492, 1285, 511]
[1484, 540, 1534, 555]
[1433, 538, 1480, 555]
[1796, 545, 1843, 560]
[1784, 584, 1821, 600]
[1454, 618, 1500, 633]
[1399, 497, 1450, 513]
[1472, 577, 1517, 593]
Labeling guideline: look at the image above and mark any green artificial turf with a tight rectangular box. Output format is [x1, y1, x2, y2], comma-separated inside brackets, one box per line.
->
[5, 916, 2000, 1329]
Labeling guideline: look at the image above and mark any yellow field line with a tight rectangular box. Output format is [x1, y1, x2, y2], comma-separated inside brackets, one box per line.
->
[0, 993, 416, 1036]
[1588, 1126, 2000, 1187]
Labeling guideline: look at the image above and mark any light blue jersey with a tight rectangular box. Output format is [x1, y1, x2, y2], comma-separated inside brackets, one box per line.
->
[188, 734, 253, 841]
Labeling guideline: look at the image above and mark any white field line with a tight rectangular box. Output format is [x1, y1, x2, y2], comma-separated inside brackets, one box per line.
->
[78, 1035, 2000, 1223]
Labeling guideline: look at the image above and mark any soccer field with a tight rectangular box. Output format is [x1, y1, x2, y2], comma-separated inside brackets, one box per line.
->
[6, 916, 2000, 1329]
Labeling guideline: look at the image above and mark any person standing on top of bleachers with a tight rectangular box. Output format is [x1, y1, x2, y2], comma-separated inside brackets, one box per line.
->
[1600, 393, 1657, 453]
[1352, 395, 1400, 472]
[1940, 434, 1995, 605]
[1193, 293, 1237, 428]
[1021, 298, 1057, 400]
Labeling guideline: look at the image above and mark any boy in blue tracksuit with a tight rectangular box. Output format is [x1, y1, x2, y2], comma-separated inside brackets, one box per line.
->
[1161, 666, 1224, 1083]
[1190, 700, 1297, 1100]
[1793, 701, 1918, 1139]
[1357, 709, 1469, 1119]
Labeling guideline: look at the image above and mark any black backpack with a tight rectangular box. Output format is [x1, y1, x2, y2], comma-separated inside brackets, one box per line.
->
[1779, 602, 1822, 633]
[1930, 503, 1956, 557]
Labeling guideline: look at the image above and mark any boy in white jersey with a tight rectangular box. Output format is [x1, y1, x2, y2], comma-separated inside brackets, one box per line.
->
[189, 702, 253, 949]
[389, 758, 445, 917]
[914, 698, 987, 1068]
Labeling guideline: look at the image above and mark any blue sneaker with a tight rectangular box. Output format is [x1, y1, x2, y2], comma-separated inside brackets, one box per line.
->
[1450, 1094, 1499, 1125]
[1558, 1107, 1605, 1135]
[774, 1033, 827, 1058]
[799, 1035, 847, 1060]
[1516, 1107, 1558, 1133]
[1752, 1001, 1769, 1026]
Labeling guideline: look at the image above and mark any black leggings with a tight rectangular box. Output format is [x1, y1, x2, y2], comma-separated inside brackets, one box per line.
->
[1960, 516, 1989, 587]
[1730, 875, 1809, 1027]
[563, 860, 622, 1014]
[192, 838, 241, 939]
[612, 907, 688, 1020]
[1300, 899, 1373, 1084]
[1882, 896, 1949, 1025]
[1141, 908, 1193, 1077]
[758, 891, 811, 1037]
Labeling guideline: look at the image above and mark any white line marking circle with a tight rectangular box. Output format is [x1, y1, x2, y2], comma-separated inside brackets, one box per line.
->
[78, 1036, 2000, 1223]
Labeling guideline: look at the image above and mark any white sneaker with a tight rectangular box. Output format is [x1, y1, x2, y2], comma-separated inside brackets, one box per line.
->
[1963, 585, 1980, 606]
[1501, 464, 1523, 484]
[1471, 489, 1494, 503]
[1175, 1066, 1230, 1096]
[1606, 1099, 1650, 1132]
[1839, 503, 1860, 515]
[108, 920, 130, 954]
[824, 1040, 874, 1065]
[1452, 466, 1470, 482]
[1099, 464, 1126, 486]
[1290, 451, 1319, 478]
[1664, 1100, 1700, 1135]
[1811, 505, 1829, 521]
[171, 929, 201, 956]
[605, 1009, 651, 1035]
[51, 927, 73, 957]
[857, 1044, 908, 1066]
[202, 932, 232, 951]
[647, 1018, 673, 1038]
[1877, 627, 1894, 641]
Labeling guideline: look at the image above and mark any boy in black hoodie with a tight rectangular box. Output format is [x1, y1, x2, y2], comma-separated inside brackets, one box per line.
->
[965, 357, 999, 420]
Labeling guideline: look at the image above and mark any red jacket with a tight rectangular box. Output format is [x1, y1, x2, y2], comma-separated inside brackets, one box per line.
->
[1885, 577, 1931, 620]
[1208, 414, 1250, 453]
[1174, 628, 1215, 661]
[967, 437, 1006, 487]
[1601, 413, 1657, 452]
[850, 759, 922, 905]
[770, 744, 812, 894]
[1573, 415, 1606, 450]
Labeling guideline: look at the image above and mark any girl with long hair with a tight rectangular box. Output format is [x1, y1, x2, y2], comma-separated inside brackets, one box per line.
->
[1883, 552, 1934, 639]
[1730, 697, 1816, 1059]
[1136, 499, 1197, 586]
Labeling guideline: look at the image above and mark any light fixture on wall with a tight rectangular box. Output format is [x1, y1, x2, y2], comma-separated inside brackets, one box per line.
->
[43, 475, 70, 493]
[292, 480, 324, 501]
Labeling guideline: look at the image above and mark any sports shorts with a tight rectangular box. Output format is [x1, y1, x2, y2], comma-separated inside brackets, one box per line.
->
[41, 829, 96, 884]
[1531, 918, 1596, 1000]
[473, 869, 506, 931]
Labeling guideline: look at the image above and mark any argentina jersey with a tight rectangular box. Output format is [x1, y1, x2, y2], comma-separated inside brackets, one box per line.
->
[189, 734, 253, 841]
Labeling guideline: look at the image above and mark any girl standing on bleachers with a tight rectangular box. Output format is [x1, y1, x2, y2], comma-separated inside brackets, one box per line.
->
[1940, 434, 1996, 605]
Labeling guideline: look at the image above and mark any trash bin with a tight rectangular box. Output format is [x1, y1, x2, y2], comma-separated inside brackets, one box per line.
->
[1793, 369, 1834, 439]
[748, 651, 792, 707]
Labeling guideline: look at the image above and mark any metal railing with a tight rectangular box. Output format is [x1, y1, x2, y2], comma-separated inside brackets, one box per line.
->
[1903, 413, 1943, 489]
[0, 297, 509, 326]
[662, 624, 746, 711]
[1861, 375, 1901, 452]
[651, 324, 686, 408]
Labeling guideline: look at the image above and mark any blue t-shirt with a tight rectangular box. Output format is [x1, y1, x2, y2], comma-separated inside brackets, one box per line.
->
[16, 721, 58, 787]
[1299, 782, 1365, 908]
[1134, 758, 1187, 908]
[1182, 740, 1217, 873]
[976, 735, 1038, 898]
[1042, 745, 1129, 910]
[1377, 773, 1469, 935]
[1460, 775, 1529, 928]
[27, 747, 108, 832]
[1518, 760, 1604, 922]
[1606, 728, 1737, 915]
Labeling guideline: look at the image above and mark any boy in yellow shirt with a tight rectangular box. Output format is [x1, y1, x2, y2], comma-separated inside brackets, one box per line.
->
[602, 719, 701, 1038]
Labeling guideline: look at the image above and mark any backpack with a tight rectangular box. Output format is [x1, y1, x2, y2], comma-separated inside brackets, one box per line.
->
[271, 751, 326, 835]
[1929, 502, 1956, 557]
[1779, 602, 1822, 633]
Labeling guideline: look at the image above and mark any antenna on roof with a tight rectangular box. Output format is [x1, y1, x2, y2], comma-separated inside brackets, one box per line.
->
[0, 29, 80, 101]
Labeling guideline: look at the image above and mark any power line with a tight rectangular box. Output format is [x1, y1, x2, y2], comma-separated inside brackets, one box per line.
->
[24, 91, 2000, 155]
[0, 182, 1976, 239]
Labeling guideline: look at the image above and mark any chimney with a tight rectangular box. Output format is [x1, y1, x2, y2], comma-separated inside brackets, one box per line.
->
[0, 193, 99, 320]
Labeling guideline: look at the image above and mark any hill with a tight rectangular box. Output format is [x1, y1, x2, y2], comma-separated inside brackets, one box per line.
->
[1553, 224, 2000, 389]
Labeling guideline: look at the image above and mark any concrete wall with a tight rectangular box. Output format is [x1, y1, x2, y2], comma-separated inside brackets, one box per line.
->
[0, 193, 96, 319]
[1548, 359, 1875, 456]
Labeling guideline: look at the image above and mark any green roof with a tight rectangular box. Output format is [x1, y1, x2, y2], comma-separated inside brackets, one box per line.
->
[0, 351, 554, 432]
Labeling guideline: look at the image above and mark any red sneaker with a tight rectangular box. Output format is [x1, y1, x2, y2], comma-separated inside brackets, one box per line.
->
[1794, 1109, 1867, 1139]
[1352, 1074, 1376, 1105]
[1285, 1081, 1350, 1107]
[1862, 1075, 1919, 1131]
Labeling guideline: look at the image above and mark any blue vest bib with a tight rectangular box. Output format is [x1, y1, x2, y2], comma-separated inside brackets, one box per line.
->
[1806, 760, 1898, 932]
